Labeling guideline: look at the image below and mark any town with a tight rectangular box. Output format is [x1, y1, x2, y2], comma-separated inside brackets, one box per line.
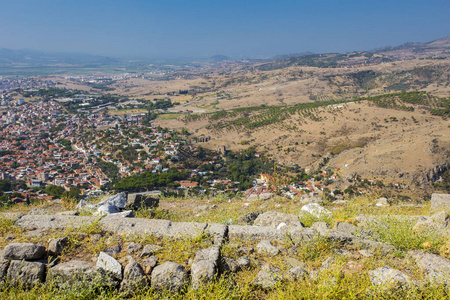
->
[0, 85, 414, 206]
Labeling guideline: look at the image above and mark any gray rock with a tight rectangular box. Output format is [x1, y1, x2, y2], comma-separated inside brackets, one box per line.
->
[311, 222, 353, 243]
[431, 211, 450, 228]
[300, 195, 323, 204]
[353, 238, 395, 253]
[375, 197, 389, 207]
[369, 266, 413, 288]
[237, 210, 264, 225]
[127, 242, 143, 254]
[0, 212, 25, 221]
[97, 252, 123, 280]
[247, 194, 259, 201]
[3, 243, 46, 260]
[191, 246, 220, 288]
[78, 193, 127, 213]
[285, 257, 305, 268]
[358, 249, 374, 258]
[334, 222, 356, 236]
[259, 193, 273, 200]
[256, 240, 280, 256]
[165, 222, 208, 238]
[332, 200, 348, 205]
[47, 260, 97, 287]
[288, 266, 308, 281]
[105, 245, 122, 255]
[300, 203, 332, 218]
[254, 211, 304, 229]
[55, 210, 79, 216]
[236, 257, 251, 268]
[408, 250, 450, 283]
[251, 265, 283, 289]
[140, 244, 163, 257]
[99, 192, 128, 209]
[76, 199, 96, 211]
[119, 258, 149, 295]
[194, 246, 220, 264]
[7, 260, 45, 288]
[228, 225, 285, 241]
[48, 237, 68, 256]
[0, 257, 10, 280]
[24, 230, 44, 238]
[28, 207, 51, 215]
[94, 202, 121, 217]
[311, 222, 330, 233]
[206, 223, 228, 245]
[151, 261, 187, 292]
[284, 226, 317, 242]
[99, 217, 171, 237]
[110, 210, 135, 218]
[191, 260, 217, 288]
[430, 193, 450, 213]
[333, 248, 353, 256]
[222, 258, 239, 273]
[127, 194, 159, 210]
[141, 256, 158, 275]
[15, 215, 98, 231]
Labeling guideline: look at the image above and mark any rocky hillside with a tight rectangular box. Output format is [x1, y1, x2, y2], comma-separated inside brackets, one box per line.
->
[0, 192, 450, 298]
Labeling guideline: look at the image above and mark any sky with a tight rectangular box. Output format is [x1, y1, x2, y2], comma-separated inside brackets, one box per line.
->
[0, 0, 449, 59]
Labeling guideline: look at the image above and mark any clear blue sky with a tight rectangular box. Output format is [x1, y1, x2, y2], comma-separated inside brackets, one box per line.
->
[1, 0, 448, 59]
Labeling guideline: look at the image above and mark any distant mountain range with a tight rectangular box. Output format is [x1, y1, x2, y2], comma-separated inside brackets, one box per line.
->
[373, 36, 450, 59]
[0, 36, 449, 70]
[0, 48, 120, 66]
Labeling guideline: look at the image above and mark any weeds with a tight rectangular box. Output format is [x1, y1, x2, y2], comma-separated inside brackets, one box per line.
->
[362, 215, 446, 252]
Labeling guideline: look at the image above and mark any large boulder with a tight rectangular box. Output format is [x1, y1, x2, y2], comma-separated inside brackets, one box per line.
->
[254, 211, 303, 229]
[151, 262, 187, 292]
[7, 260, 46, 288]
[3, 243, 46, 260]
[119, 258, 149, 295]
[430, 193, 450, 213]
[97, 252, 123, 280]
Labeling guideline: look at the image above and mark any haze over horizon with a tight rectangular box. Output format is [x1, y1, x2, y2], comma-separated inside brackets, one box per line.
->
[1, 0, 449, 60]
